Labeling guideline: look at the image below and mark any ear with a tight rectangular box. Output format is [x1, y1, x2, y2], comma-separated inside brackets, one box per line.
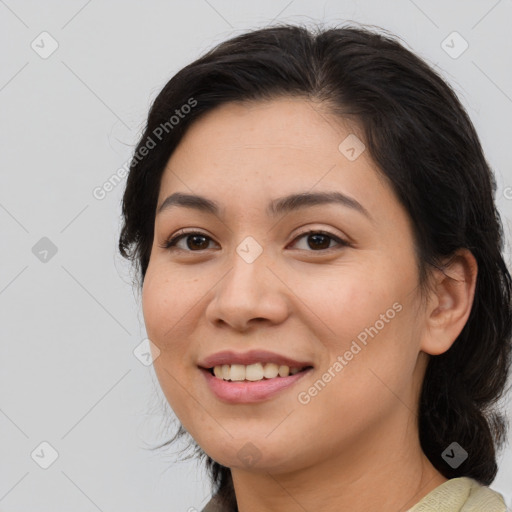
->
[420, 248, 478, 356]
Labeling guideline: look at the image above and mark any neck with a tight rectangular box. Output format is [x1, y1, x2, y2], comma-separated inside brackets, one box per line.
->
[230, 413, 447, 512]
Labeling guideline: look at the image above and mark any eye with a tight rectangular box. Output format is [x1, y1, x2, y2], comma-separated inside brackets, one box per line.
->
[289, 230, 349, 251]
[159, 229, 350, 253]
[159, 230, 218, 252]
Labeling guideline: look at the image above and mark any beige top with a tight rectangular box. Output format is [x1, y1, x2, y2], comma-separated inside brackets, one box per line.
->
[202, 477, 508, 511]
[406, 477, 507, 511]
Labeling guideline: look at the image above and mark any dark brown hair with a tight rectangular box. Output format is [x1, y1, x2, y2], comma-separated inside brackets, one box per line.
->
[119, 23, 512, 510]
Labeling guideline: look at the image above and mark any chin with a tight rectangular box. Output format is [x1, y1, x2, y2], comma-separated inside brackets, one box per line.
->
[198, 437, 309, 475]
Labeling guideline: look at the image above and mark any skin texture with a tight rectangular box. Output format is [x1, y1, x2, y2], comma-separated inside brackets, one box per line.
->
[142, 98, 478, 512]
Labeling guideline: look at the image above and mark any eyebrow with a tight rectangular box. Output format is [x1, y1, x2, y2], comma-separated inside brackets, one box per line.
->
[156, 191, 372, 220]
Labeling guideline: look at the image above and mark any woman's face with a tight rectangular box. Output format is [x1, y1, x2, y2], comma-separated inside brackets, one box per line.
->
[142, 98, 429, 472]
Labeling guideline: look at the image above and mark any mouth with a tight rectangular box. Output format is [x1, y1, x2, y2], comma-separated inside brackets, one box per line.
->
[200, 363, 314, 403]
[197, 350, 314, 402]
[204, 363, 314, 382]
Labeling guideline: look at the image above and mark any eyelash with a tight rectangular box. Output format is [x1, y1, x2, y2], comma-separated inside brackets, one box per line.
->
[159, 229, 350, 253]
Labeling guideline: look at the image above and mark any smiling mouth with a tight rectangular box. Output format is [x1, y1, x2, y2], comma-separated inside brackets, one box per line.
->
[205, 363, 314, 382]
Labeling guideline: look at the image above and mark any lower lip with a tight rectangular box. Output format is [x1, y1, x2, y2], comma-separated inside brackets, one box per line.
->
[200, 367, 313, 403]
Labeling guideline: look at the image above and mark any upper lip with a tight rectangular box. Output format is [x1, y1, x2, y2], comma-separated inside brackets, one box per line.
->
[198, 350, 314, 369]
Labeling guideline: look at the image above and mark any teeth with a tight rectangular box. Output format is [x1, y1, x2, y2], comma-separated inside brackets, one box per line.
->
[230, 364, 246, 381]
[211, 363, 307, 381]
[263, 363, 279, 379]
[278, 365, 289, 377]
[246, 363, 264, 381]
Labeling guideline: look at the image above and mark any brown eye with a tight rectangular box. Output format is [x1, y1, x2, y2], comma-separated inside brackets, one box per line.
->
[160, 231, 217, 251]
[160, 229, 349, 253]
[290, 230, 349, 251]
[305, 233, 332, 250]
[184, 234, 210, 250]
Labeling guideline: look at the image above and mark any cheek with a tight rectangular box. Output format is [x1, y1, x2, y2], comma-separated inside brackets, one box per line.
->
[141, 267, 195, 360]
[141, 268, 201, 421]
[293, 261, 395, 345]
[296, 259, 418, 390]
[142, 275, 169, 343]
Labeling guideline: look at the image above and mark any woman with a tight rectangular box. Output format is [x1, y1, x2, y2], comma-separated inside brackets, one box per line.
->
[118, 23, 511, 511]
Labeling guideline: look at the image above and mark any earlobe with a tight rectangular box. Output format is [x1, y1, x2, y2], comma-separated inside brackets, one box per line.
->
[420, 249, 478, 356]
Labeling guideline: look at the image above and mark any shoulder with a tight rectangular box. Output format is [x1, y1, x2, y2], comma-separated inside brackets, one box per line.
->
[407, 477, 507, 511]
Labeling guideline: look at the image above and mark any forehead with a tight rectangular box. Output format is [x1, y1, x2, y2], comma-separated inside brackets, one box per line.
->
[157, 98, 397, 225]
[173, 98, 358, 156]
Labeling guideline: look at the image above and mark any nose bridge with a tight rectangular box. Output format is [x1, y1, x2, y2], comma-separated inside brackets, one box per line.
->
[205, 235, 289, 328]
[223, 236, 271, 300]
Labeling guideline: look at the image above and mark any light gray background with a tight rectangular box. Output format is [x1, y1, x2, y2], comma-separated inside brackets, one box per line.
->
[1, 0, 511, 510]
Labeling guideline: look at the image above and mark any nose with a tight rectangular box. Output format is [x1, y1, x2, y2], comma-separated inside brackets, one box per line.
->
[204, 248, 290, 331]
